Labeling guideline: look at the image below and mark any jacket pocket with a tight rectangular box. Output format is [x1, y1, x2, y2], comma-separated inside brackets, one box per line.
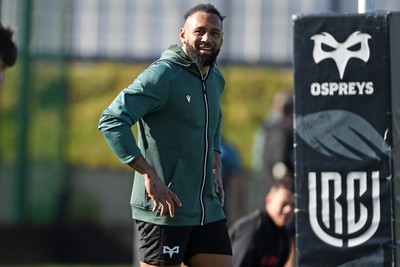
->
[131, 142, 180, 210]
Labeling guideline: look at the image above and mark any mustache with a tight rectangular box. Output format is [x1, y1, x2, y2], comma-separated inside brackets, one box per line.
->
[197, 42, 215, 51]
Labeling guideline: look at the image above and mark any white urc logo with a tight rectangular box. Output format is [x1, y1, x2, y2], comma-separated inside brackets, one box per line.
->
[308, 171, 380, 248]
[311, 31, 371, 79]
[163, 246, 180, 258]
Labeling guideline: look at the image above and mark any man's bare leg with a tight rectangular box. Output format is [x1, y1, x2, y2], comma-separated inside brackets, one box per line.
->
[187, 253, 233, 267]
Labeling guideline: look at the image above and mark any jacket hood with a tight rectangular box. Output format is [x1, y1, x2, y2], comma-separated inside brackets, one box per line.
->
[160, 44, 192, 66]
[159, 44, 219, 77]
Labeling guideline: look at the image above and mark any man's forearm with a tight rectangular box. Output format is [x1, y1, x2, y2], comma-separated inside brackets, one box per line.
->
[214, 151, 221, 171]
[128, 154, 157, 177]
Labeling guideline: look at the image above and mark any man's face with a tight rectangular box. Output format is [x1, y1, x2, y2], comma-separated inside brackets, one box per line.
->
[180, 12, 223, 70]
[266, 187, 295, 228]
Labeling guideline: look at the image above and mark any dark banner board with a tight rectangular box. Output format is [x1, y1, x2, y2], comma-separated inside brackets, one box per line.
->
[293, 12, 400, 266]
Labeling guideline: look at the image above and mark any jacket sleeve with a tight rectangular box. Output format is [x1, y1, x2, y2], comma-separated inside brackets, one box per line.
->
[98, 63, 170, 164]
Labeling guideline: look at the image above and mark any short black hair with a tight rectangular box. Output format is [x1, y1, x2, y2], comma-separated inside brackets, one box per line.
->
[0, 24, 17, 67]
[269, 178, 294, 194]
[183, 4, 225, 23]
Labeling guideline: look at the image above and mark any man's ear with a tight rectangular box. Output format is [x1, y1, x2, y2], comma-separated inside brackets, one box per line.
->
[179, 28, 185, 44]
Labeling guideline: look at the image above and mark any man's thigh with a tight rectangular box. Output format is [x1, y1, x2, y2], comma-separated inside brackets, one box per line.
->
[188, 253, 233, 267]
[183, 220, 232, 266]
[137, 219, 232, 266]
[136, 220, 192, 266]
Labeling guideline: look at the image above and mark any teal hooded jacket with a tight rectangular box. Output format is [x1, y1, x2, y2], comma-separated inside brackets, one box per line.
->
[98, 45, 226, 226]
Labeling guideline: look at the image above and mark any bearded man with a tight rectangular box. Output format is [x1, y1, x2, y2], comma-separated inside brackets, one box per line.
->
[99, 4, 233, 267]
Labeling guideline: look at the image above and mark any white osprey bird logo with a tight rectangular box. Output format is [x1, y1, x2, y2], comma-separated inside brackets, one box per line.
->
[311, 31, 371, 79]
[163, 246, 180, 258]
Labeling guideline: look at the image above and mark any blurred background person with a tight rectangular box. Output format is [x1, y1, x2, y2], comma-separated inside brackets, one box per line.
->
[229, 178, 295, 267]
[251, 90, 294, 209]
[0, 24, 17, 84]
[221, 138, 246, 225]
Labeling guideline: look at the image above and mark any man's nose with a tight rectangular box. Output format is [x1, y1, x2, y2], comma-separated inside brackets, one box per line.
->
[201, 32, 211, 42]
[283, 204, 294, 215]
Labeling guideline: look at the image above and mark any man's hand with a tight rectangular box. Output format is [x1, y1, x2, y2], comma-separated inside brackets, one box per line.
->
[144, 173, 182, 217]
[129, 155, 182, 217]
[214, 152, 225, 205]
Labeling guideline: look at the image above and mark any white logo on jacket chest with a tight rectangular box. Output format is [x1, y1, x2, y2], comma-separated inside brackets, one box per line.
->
[186, 95, 191, 103]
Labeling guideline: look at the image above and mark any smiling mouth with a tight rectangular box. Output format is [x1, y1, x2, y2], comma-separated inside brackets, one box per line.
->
[198, 45, 214, 53]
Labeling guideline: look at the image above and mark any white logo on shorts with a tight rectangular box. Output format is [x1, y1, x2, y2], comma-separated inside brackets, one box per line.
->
[163, 245, 180, 258]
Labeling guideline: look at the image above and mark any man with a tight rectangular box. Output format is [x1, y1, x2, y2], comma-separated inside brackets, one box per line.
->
[0, 24, 18, 83]
[221, 139, 245, 225]
[257, 90, 294, 187]
[251, 90, 294, 211]
[229, 178, 295, 267]
[98, 4, 233, 267]
[261, 90, 294, 185]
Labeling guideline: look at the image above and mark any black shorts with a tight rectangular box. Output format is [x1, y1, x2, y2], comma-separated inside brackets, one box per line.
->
[135, 219, 232, 266]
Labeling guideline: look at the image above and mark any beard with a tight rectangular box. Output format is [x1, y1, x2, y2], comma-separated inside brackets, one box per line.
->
[185, 41, 220, 67]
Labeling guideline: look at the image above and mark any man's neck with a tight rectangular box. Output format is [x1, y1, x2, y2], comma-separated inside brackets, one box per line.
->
[200, 66, 210, 75]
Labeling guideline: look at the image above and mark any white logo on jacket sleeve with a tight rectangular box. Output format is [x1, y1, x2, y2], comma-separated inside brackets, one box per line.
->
[163, 245, 180, 258]
[311, 31, 371, 79]
[186, 95, 191, 103]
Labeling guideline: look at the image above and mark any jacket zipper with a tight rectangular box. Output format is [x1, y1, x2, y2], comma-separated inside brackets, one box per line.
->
[200, 69, 210, 225]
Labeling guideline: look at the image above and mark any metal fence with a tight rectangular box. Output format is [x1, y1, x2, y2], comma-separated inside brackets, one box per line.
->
[2, 0, 400, 65]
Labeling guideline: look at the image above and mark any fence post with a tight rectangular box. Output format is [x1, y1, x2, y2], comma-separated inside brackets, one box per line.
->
[15, 0, 33, 222]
